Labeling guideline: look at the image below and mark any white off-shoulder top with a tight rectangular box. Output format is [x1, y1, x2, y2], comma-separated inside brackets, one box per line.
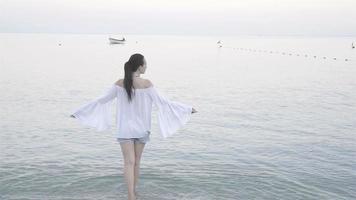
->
[71, 83, 193, 139]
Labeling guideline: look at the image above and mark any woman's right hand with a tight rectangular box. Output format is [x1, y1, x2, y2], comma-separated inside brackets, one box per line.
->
[191, 107, 197, 114]
[70, 114, 76, 118]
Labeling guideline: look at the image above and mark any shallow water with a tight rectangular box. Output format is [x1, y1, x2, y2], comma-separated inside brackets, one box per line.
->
[0, 33, 355, 199]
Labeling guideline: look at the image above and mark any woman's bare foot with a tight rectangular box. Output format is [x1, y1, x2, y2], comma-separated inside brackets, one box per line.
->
[135, 190, 139, 199]
[128, 193, 136, 200]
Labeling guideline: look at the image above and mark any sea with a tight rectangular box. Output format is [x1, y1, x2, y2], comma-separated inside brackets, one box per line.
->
[0, 33, 355, 200]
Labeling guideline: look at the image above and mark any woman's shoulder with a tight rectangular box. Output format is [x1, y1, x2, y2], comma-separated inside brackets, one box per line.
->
[144, 79, 154, 88]
[115, 79, 124, 87]
[114, 78, 154, 89]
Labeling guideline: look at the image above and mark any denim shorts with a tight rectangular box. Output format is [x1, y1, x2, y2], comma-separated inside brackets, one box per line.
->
[117, 131, 151, 144]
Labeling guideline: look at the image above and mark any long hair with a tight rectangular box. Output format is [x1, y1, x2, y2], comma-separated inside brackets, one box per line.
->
[124, 53, 145, 102]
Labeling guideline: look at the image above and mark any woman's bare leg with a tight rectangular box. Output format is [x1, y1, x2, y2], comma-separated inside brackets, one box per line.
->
[120, 141, 136, 200]
[133, 142, 146, 195]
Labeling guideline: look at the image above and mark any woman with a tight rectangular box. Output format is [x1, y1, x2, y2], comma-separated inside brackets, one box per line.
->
[70, 53, 197, 200]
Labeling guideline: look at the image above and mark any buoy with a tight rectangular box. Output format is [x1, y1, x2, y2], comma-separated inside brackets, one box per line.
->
[345, 59, 348, 61]
[333, 58, 336, 60]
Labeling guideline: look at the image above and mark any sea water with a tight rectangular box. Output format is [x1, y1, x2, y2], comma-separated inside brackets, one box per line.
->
[0, 33, 355, 199]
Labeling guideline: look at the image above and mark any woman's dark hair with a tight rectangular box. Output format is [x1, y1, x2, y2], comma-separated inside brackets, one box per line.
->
[124, 53, 145, 102]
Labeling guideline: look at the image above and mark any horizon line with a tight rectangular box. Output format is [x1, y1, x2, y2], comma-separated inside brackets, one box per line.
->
[1, 31, 355, 38]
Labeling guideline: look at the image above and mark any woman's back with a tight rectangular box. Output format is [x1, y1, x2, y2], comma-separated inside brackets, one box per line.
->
[115, 79, 154, 138]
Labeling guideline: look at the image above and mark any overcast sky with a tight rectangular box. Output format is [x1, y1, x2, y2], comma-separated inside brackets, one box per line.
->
[0, 0, 355, 36]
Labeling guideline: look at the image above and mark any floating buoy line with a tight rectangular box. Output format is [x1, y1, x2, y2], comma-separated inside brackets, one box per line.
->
[217, 44, 352, 62]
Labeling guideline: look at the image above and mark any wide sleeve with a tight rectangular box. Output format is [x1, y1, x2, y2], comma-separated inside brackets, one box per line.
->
[71, 84, 118, 132]
[149, 86, 193, 138]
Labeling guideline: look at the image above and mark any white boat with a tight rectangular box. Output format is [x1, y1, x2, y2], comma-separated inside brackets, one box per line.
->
[109, 37, 126, 44]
